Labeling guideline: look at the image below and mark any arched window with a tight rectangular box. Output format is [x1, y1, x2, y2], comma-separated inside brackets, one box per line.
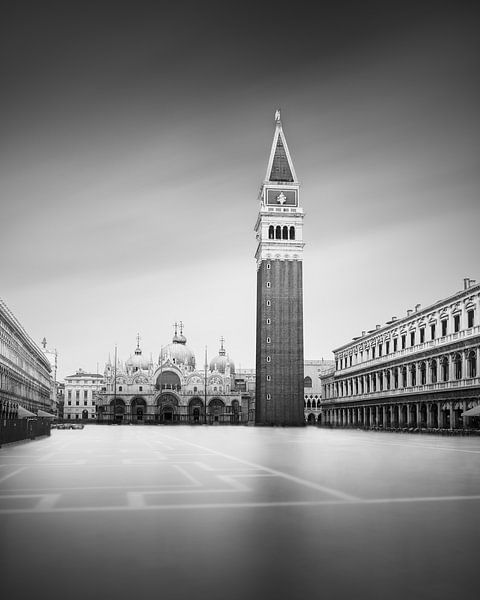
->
[441, 356, 449, 382]
[289, 226, 295, 240]
[275, 225, 281, 239]
[454, 353, 462, 380]
[467, 350, 476, 378]
[411, 364, 417, 386]
[420, 362, 426, 385]
[307, 400, 311, 408]
[304, 376, 312, 388]
[268, 225, 274, 239]
[282, 226, 288, 239]
[431, 359, 437, 383]
[312, 400, 316, 408]
[386, 370, 391, 390]
[402, 366, 407, 387]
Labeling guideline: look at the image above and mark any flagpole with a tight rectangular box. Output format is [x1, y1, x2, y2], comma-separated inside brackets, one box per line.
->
[113, 344, 117, 424]
[204, 345, 208, 424]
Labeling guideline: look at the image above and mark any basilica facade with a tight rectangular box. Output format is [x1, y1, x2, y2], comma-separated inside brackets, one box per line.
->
[95, 326, 251, 424]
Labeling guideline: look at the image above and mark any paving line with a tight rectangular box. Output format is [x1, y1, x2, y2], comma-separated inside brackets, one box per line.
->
[0, 467, 27, 483]
[161, 434, 360, 502]
[1, 495, 480, 515]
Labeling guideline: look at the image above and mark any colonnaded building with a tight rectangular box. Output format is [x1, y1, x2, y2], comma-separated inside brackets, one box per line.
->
[0, 297, 53, 419]
[321, 278, 480, 430]
[94, 326, 254, 424]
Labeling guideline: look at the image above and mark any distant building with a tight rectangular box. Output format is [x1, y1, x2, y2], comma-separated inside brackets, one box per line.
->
[0, 297, 52, 416]
[304, 359, 335, 424]
[63, 369, 103, 420]
[96, 328, 249, 424]
[56, 382, 65, 419]
[321, 278, 480, 430]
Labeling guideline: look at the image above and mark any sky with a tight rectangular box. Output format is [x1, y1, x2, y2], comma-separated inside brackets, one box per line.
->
[1, 0, 479, 380]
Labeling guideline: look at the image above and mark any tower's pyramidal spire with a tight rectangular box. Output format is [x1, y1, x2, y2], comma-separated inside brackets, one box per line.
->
[265, 109, 297, 183]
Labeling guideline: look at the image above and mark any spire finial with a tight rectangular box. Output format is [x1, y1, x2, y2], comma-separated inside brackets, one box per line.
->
[179, 320, 184, 335]
[219, 336, 226, 356]
[173, 321, 178, 336]
[275, 109, 281, 124]
[136, 333, 141, 349]
[42, 337, 47, 349]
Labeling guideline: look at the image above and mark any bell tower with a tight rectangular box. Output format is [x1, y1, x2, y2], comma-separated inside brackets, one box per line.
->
[254, 110, 305, 425]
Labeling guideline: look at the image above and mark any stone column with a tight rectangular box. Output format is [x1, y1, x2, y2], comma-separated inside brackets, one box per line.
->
[449, 404, 455, 429]
[461, 351, 467, 381]
[382, 405, 387, 427]
[449, 355, 455, 381]
[416, 403, 421, 427]
[407, 404, 414, 427]
[426, 404, 433, 428]
[462, 400, 469, 429]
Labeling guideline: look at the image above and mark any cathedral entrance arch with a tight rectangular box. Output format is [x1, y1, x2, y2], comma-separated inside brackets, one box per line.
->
[188, 397, 204, 424]
[131, 397, 147, 422]
[208, 398, 225, 424]
[231, 399, 240, 424]
[157, 393, 179, 423]
[110, 398, 125, 423]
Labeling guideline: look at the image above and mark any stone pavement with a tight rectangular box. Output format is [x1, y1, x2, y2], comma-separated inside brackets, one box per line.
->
[1, 426, 479, 599]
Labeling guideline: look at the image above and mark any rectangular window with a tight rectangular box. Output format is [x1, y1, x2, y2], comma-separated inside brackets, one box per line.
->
[410, 331, 415, 346]
[454, 314, 460, 332]
[378, 344, 382, 357]
[84, 400, 87, 406]
[76, 400, 79, 406]
[75, 390, 79, 399]
[349, 356, 352, 366]
[68, 401, 71, 406]
[386, 341, 390, 354]
[84, 390, 88, 399]
[467, 310, 474, 328]
[441, 320, 447, 336]
[67, 390, 72, 400]
[393, 338, 397, 352]
[431, 323, 436, 339]
[401, 335, 406, 350]
[372, 347, 375, 359]
[420, 328, 425, 343]
[139, 386, 143, 391]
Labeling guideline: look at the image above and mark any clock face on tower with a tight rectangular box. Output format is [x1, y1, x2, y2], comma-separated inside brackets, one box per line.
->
[265, 188, 297, 207]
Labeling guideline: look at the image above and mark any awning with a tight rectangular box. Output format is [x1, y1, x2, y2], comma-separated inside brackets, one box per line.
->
[37, 409, 56, 418]
[18, 406, 37, 418]
[462, 405, 480, 417]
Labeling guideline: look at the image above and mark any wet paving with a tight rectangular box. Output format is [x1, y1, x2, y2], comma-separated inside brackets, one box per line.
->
[1, 426, 479, 600]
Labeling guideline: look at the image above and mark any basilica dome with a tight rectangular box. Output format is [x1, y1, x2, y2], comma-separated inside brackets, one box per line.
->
[209, 339, 235, 374]
[126, 343, 150, 371]
[160, 326, 195, 369]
